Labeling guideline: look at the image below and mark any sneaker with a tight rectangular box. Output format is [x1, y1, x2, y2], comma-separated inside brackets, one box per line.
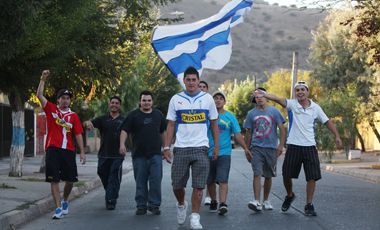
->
[52, 207, 63, 219]
[248, 200, 262, 212]
[135, 208, 147, 215]
[106, 202, 115, 210]
[304, 203, 317, 216]
[148, 206, 161, 215]
[176, 201, 188, 225]
[204, 196, 211, 206]
[218, 203, 228, 215]
[209, 200, 218, 212]
[190, 213, 203, 229]
[281, 193, 296, 212]
[263, 200, 273, 210]
[61, 201, 69, 215]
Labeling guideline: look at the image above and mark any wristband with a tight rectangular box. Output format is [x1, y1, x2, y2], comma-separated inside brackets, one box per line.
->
[163, 146, 170, 150]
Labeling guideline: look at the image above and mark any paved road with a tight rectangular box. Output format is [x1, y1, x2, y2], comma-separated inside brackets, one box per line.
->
[20, 150, 380, 230]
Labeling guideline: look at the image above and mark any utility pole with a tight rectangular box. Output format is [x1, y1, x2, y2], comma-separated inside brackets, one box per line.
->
[290, 51, 298, 99]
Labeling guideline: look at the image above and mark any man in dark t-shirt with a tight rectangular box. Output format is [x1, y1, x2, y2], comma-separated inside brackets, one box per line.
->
[120, 91, 166, 215]
[84, 96, 125, 210]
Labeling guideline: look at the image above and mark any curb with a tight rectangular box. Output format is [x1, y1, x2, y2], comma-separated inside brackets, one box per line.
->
[329, 159, 361, 164]
[0, 166, 132, 230]
[322, 165, 380, 184]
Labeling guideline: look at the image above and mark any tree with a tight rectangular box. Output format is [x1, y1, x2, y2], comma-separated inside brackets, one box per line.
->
[263, 69, 318, 117]
[0, 0, 179, 176]
[318, 84, 364, 155]
[90, 42, 182, 117]
[0, 0, 119, 176]
[309, 9, 380, 144]
[86, 1, 183, 117]
[220, 76, 256, 126]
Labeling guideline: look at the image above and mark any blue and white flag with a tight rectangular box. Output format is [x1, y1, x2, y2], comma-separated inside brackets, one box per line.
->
[151, 0, 253, 87]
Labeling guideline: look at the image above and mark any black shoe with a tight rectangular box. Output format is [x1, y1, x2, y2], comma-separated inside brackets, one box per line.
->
[281, 193, 296, 212]
[218, 203, 228, 215]
[304, 203, 317, 216]
[209, 200, 218, 212]
[135, 208, 147, 215]
[148, 207, 161, 215]
[106, 200, 116, 210]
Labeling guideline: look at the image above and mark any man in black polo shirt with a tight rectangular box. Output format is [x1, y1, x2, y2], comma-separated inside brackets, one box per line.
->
[119, 90, 166, 215]
[84, 96, 125, 210]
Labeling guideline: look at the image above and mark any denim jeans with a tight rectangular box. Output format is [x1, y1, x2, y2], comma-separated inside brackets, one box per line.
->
[97, 158, 123, 204]
[132, 154, 163, 209]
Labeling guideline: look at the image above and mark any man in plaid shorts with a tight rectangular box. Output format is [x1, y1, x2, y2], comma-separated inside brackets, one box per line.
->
[254, 81, 342, 216]
[163, 67, 219, 229]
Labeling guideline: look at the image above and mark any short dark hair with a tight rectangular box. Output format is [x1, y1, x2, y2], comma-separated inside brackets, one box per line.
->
[139, 90, 153, 100]
[199, 80, 208, 88]
[184, 67, 199, 79]
[110, 95, 121, 103]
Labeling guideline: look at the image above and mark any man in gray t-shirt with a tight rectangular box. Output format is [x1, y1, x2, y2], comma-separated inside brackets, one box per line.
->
[244, 87, 286, 212]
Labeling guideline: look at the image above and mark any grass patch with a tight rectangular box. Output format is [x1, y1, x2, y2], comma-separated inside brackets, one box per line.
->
[74, 181, 86, 188]
[15, 202, 35, 210]
[21, 177, 45, 182]
[0, 183, 17, 189]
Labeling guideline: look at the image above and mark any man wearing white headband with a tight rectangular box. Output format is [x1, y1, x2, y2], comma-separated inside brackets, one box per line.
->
[253, 81, 342, 216]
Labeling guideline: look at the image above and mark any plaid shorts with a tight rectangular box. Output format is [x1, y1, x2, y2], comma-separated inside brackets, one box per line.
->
[171, 146, 209, 189]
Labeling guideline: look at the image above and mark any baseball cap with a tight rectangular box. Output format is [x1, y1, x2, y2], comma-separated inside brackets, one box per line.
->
[56, 89, 73, 99]
[294, 81, 309, 90]
[212, 91, 226, 100]
[251, 87, 266, 104]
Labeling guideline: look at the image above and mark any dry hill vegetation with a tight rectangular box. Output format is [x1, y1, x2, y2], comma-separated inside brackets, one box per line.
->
[159, 0, 326, 90]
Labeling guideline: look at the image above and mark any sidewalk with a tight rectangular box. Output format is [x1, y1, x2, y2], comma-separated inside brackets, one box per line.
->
[320, 151, 380, 184]
[0, 153, 132, 230]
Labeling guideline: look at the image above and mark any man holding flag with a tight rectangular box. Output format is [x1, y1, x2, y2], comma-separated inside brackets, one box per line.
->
[163, 67, 219, 229]
[154, 1, 253, 227]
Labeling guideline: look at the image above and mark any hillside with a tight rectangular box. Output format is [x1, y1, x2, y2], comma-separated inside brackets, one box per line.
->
[159, 0, 326, 90]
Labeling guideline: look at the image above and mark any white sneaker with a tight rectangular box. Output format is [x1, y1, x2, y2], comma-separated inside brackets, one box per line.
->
[204, 196, 211, 206]
[248, 200, 262, 212]
[176, 201, 188, 225]
[61, 201, 69, 215]
[263, 200, 273, 210]
[190, 213, 203, 229]
[52, 207, 63, 219]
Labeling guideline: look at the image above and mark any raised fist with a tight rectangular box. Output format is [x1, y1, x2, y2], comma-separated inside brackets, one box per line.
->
[41, 70, 50, 81]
